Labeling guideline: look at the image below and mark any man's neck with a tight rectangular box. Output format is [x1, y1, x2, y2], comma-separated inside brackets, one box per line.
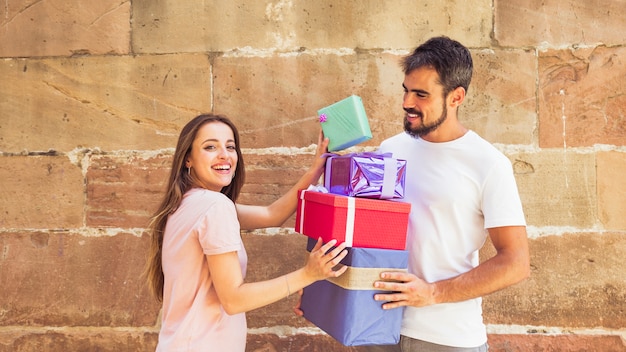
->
[421, 118, 468, 143]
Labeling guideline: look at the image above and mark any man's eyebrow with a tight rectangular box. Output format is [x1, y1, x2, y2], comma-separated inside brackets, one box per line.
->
[402, 83, 429, 96]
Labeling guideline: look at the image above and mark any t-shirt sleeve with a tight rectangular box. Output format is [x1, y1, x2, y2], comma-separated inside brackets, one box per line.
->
[196, 195, 243, 255]
[482, 157, 527, 229]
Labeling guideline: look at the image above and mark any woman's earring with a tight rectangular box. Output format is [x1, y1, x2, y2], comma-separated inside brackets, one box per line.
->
[187, 167, 191, 176]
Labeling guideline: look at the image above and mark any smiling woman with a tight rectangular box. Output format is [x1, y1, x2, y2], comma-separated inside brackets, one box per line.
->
[143, 114, 349, 352]
[185, 121, 239, 192]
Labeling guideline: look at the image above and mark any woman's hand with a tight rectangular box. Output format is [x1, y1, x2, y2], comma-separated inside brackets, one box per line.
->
[304, 238, 348, 281]
[309, 130, 330, 180]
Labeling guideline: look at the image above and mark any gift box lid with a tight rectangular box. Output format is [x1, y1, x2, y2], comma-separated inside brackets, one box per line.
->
[318, 95, 373, 151]
[298, 189, 411, 214]
[306, 237, 408, 269]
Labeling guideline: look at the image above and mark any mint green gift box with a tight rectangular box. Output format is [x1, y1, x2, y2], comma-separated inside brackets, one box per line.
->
[317, 95, 373, 151]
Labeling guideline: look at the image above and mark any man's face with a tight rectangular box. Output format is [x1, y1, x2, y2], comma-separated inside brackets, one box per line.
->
[402, 67, 448, 138]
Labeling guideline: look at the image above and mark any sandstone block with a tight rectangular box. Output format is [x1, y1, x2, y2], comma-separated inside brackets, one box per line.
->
[0, 155, 83, 229]
[538, 46, 626, 148]
[483, 233, 626, 329]
[495, 0, 626, 47]
[86, 154, 171, 228]
[132, 0, 491, 53]
[86, 151, 317, 230]
[0, 231, 160, 327]
[509, 150, 596, 227]
[466, 49, 536, 145]
[0, 330, 158, 352]
[0, 55, 212, 153]
[597, 151, 626, 230]
[0, 0, 131, 57]
[213, 53, 403, 149]
[214, 50, 538, 150]
[488, 333, 626, 352]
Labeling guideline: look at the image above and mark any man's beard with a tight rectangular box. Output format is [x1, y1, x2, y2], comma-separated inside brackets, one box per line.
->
[404, 103, 448, 138]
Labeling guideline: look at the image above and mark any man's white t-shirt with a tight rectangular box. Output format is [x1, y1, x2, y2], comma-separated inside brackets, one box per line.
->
[379, 131, 526, 348]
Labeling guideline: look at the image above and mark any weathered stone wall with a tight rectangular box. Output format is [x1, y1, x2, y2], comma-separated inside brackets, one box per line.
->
[1, 1, 625, 351]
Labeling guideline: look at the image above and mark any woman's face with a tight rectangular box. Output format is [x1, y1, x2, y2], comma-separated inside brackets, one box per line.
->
[185, 121, 238, 192]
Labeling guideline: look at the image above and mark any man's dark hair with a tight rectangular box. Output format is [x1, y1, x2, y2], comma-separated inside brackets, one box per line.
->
[402, 36, 473, 96]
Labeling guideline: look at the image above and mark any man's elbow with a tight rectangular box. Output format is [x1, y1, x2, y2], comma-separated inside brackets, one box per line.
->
[517, 264, 531, 284]
[512, 253, 531, 284]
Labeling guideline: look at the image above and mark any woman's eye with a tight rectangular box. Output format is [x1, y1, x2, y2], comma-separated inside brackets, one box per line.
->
[227, 145, 237, 151]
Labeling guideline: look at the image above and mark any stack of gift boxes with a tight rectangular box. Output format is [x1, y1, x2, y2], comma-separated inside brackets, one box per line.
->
[295, 96, 412, 346]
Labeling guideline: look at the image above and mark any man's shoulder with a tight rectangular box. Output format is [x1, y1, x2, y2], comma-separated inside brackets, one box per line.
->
[466, 131, 508, 156]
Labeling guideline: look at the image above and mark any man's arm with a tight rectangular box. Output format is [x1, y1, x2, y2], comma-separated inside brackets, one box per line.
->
[373, 225, 530, 309]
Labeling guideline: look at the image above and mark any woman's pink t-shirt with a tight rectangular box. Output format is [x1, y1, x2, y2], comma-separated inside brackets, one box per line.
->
[156, 188, 248, 352]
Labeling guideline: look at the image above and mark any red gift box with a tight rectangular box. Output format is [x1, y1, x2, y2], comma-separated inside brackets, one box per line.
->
[295, 189, 410, 250]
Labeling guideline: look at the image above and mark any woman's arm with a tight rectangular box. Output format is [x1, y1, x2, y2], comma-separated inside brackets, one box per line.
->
[207, 238, 348, 315]
[236, 131, 329, 230]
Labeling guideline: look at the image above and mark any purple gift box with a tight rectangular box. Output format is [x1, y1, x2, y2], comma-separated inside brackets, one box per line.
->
[324, 152, 407, 199]
[301, 238, 408, 346]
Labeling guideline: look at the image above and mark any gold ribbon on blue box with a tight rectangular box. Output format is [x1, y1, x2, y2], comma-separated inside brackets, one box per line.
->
[318, 95, 373, 151]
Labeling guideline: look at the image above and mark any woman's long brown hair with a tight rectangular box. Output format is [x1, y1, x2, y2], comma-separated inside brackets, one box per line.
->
[144, 114, 246, 302]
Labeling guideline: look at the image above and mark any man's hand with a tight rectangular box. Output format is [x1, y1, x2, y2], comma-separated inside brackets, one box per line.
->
[373, 271, 437, 309]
